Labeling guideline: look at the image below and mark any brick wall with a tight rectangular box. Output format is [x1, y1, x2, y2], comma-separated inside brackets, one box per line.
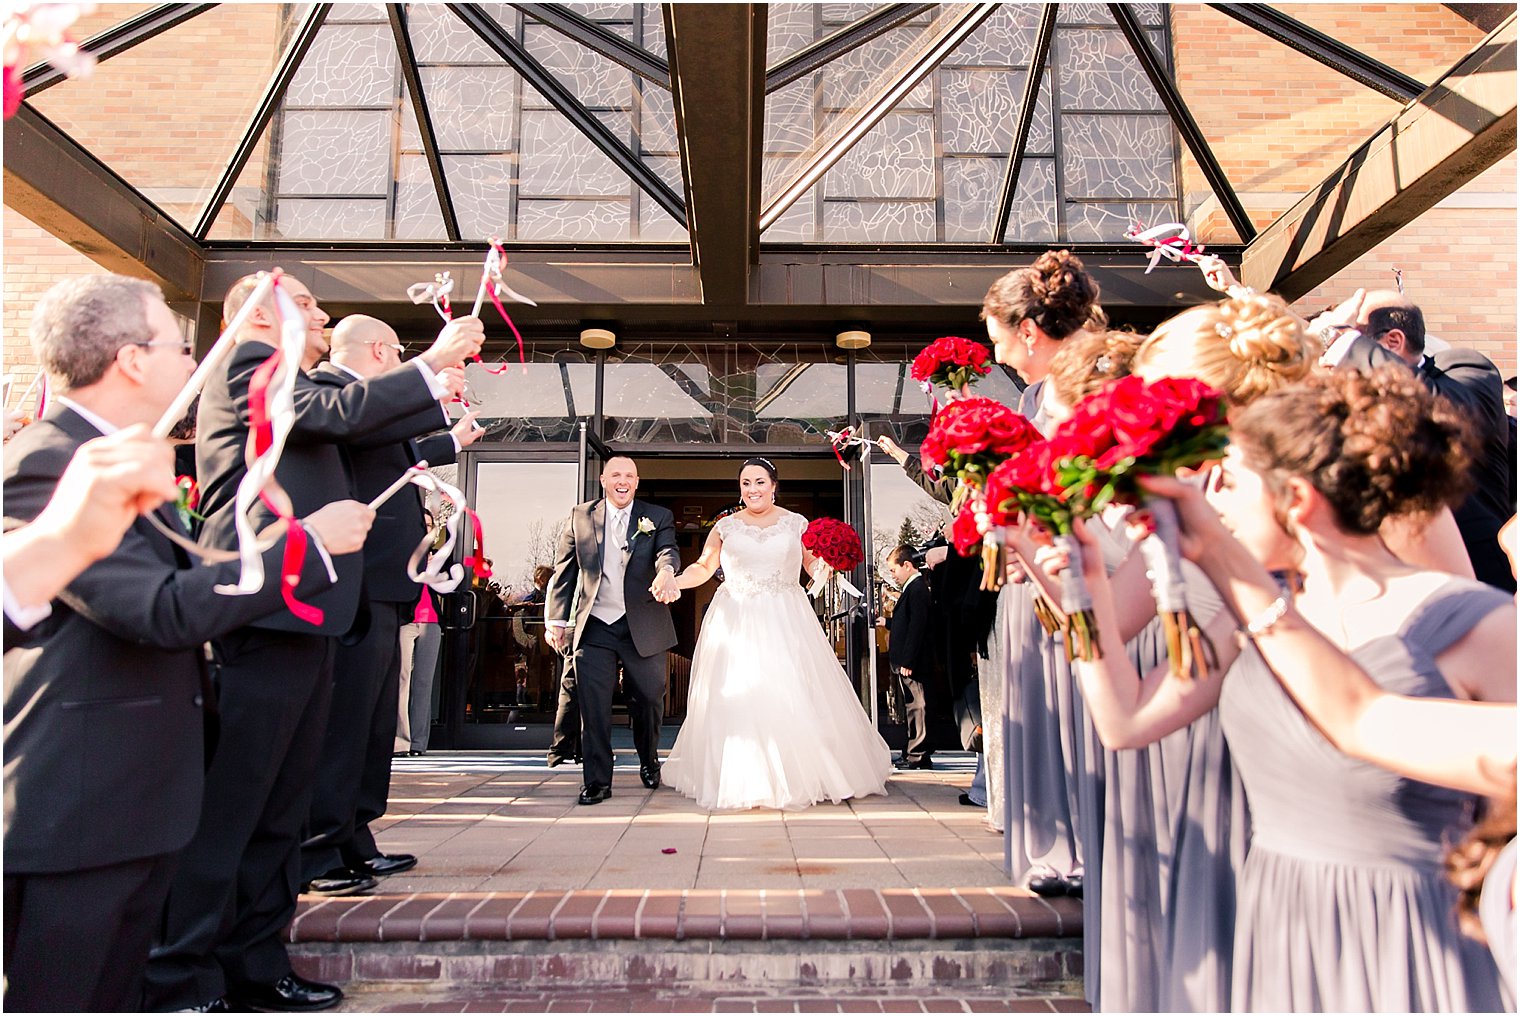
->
[2, 207, 107, 406]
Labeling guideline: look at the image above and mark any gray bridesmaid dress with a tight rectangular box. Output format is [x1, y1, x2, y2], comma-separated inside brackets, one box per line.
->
[1220, 579, 1508, 1011]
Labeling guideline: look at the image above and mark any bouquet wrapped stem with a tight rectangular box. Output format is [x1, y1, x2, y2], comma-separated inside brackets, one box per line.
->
[1138, 496, 1214, 679]
[1052, 532, 1101, 662]
[1031, 590, 1065, 638]
[979, 522, 1006, 593]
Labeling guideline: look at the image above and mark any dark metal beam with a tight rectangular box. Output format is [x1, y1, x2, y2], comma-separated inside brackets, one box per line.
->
[447, 3, 685, 225]
[1111, 4, 1256, 242]
[515, 3, 669, 86]
[1241, 15, 1516, 298]
[193, 3, 330, 239]
[761, 3, 1000, 231]
[766, 3, 935, 93]
[990, 5, 1056, 244]
[1209, 4, 1427, 103]
[388, 5, 461, 242]
[665, 3, 766, 305]
[22, 4, 217, 94]
[4, 104, 204, 301]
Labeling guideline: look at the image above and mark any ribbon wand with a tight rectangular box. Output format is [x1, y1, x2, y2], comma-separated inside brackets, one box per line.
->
[153, 271, 280, 438]
[368, 461, 429, 511]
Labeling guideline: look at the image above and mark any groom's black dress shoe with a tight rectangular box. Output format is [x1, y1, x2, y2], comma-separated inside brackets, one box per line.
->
[1062, 874, 1083, 899]
[357, 852, 417, 878]
[1026, 872, 1066, 898]
[579, 783, 612, 805]
[893, 755, 933, 770]
[640, 764, 661, 789]
[226, 973, 342, 1012]
[301, 867, 377, 897]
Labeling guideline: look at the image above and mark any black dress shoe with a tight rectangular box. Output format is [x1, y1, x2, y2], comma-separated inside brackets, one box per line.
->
[894, 755, 933, 770]
[227, 972, 342, 1012]
[301, 867, 377, 897]
[640, 764, 661, 789]
[578, 783, 612, 805]
[358, 852, 417, 877]
[183, 999, 235, 1012]
[958, 792, 982, 807]
[1063, 874, 1083, 899]
[1026, 872, 1066, 897]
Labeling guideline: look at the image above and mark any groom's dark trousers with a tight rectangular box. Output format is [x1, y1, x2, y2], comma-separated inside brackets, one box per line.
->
[575, 615, 667, 787]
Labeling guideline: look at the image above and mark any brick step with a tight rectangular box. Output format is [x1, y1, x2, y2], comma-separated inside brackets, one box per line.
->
[287, 887, 1083, 994]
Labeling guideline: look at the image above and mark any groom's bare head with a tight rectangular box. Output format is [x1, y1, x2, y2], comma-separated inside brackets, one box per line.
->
[601, 456, 639, 509]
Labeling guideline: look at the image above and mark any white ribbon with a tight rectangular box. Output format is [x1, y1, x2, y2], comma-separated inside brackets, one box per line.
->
[214, 281, 308, 597]
[1124, 221, 1204, 274]
[807, 560, 863, 600]
[398, 469, 474, 593]
[154, 272, 277, 438]
[407, 272, 455, 322]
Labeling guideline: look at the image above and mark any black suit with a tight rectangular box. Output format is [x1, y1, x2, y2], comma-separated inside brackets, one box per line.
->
[544, 498, 679, 788]
[145, 342, 445, 1009]
[889, 571, 934, 763]
[300, 363, 457, 881]
[2, 407, 331, 1012]
[1342, 335, 1515, 592]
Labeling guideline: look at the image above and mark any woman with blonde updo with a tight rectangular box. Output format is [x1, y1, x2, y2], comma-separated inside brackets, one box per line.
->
[1053, 367, 1513, 1011]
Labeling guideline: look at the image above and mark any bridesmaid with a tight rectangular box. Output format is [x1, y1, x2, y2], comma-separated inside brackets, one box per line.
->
[1057, 366, 1513, 1011]
[978, 249, 1104, 889]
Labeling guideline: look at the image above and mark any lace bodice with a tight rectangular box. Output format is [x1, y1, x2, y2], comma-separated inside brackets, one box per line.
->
[715, 511, 806, 597]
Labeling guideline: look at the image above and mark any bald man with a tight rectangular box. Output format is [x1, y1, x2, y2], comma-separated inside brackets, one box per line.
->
[300, 315, 484, 895]
[1335, 290, 1514, 592]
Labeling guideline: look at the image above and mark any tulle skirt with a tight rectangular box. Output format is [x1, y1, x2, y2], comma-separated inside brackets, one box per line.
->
[663, 583, 893, 811]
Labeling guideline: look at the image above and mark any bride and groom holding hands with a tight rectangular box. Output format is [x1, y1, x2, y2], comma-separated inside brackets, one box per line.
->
[543, 455, 892, 810]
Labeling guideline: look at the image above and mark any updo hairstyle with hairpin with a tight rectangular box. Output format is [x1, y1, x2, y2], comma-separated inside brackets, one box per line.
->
[981, 249, 1107, 340]
[1231, 366, 1475, 536]
[1133, 293, 1317, 408]
[1046, 328, 1144, 409]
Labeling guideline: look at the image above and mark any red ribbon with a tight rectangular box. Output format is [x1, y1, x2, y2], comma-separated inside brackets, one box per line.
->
[462, 508, 491, 579]
[276, 514, 323, 626]
[473, 242, 527, 372]
[248, 347, 282, 457]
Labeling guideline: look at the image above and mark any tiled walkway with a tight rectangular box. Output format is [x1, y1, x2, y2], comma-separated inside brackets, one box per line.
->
[339, 984, 1091, 1012]
[366, 752, 1010, 893]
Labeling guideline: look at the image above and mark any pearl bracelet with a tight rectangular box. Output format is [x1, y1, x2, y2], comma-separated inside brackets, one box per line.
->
[1240, 595, 1289, 639]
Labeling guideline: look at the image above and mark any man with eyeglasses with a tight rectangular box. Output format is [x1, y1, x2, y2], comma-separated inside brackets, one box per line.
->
[2, 274, 375, 1011]
[299, 314, 485, 901]
[144, 275, 485, 1014]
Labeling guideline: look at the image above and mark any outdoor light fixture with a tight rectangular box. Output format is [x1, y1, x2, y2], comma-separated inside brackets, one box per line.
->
[835, 330, 871, 350]
[580, 328, 616, 350]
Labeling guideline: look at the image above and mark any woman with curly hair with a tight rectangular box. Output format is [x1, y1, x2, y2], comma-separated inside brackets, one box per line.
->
[1056, 367, 1513, 1011]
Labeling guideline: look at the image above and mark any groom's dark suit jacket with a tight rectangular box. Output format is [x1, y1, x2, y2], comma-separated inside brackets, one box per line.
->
[544, 497, 680, 657]
[1, 407, 333, 873]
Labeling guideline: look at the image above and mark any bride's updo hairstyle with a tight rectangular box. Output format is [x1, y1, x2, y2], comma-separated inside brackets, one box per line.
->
[981, 249, 1107, 339]
[1231, 366, 1475, 536]
[1134, 293, 1316, 408]
[741, 457, 779, 484]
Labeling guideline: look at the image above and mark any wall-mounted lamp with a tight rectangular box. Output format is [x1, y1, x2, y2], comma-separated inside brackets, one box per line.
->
[580, 327, 616, 350]
[835, 329, 871, 350]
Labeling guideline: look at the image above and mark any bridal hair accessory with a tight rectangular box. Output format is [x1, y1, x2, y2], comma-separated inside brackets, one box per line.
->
[825, 425, 872, 470]
[1094, 354, 1114, 374]
[1215, 322, 1234, 340]
[1123, 221, 1207, 274]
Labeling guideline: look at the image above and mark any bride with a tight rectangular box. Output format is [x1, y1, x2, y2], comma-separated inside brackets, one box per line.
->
[662, 457, 893, 810]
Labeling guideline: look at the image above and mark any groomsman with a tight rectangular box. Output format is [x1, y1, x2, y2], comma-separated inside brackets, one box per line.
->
[544, 457, 681, 804]
[300, 315, 483, 894]
[144, 276, 483, 1013]
[887, 545, 935, 770]
[3, 274, 370, 1011]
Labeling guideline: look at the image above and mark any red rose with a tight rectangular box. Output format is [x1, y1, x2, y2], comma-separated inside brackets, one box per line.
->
[921, 397, 1040, 485]
[951, 501, 984, 556]
[803, 517, 862, 571]
[911, 336, 993, 390]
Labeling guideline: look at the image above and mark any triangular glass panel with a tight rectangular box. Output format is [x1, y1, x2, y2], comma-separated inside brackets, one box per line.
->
[24, 3, 308, 232]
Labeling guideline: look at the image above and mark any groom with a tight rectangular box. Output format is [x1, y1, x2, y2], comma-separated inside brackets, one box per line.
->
[544, 456, 680, 804]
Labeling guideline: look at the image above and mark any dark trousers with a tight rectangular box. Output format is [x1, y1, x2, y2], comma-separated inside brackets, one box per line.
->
[4, 852, 178, 1012]
[144, 631, 336, 1009]
[548, 655, 581, 762]
[302, 599, 404, 880]
[900, 668, 931, 762]
[573, 615, 665, 788]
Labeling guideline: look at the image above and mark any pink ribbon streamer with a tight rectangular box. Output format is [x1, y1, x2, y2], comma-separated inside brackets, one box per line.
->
[1124, 221, 1208, 274]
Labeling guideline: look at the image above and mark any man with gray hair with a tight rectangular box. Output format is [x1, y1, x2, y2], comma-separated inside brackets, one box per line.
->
[300, 314, 483, 895]
[2, 274, 373, 1011]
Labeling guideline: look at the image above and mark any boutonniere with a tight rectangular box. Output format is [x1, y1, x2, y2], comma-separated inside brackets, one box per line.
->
[630, 516, 655, 543]
[175, 474, 204, 529]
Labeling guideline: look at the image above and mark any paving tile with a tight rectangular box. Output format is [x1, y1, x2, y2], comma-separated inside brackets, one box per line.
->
[638, 891, 682, 938]
[680, 889, 724, 938]
[838, 889, 890, 939]
[798, 890, 850, 940]
[721, 890, 765, 940]
[950, 888, 1020, 937]
[462, 893, 525, 939]
[761, 889, 807, 939]
[592, 889, 645, 939]
[379, 895, 451, 942]
[332, 895, 406, 941]
[550, 890, 605, 939]
[506, 890, 563, 940]
[879, 889, 934, 939]
[915, 888, 977, 939]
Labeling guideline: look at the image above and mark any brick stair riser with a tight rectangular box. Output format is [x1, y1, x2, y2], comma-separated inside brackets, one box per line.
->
[291, 938, 1082, 994]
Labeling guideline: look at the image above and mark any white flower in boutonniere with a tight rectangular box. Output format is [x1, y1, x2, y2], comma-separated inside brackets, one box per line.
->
[631, 516, 656, 543]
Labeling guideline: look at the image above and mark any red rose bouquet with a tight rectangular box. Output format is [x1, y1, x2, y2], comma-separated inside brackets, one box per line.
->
[920, 396, 1042, 489]
[1049, 375, 1230, 678]
[911, 336, 994, 392]
[802, 517, 864, 599]
[985, 445, 1100, 656]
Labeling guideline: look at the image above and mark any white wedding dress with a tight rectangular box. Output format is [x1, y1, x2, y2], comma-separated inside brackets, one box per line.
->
[663, 510, 893, 810]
